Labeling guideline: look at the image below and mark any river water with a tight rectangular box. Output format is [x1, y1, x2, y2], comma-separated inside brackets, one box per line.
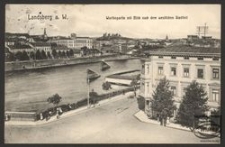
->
[5, 59, 143, 112]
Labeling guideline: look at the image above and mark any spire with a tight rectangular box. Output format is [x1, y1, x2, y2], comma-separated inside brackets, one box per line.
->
[166, 35, 168, 40]
[44, 28, 47, 36]
[43, 28, 47, 39]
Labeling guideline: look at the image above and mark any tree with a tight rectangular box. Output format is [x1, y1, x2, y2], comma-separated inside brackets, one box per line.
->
[176, 81, 208, 130]
[35, 50, 42, 60]
[47, 51, 52, 59]
[21, 51, 29, 61]
[81, 46, 89, 56]
[52, 49, 57, 58]
[66, 50, 70, 57]
[7, 53, 16, 61]
[15, 51, 23, 60]
[69, 49, 74, 57]
[152, 77, 176, 118]
[62, 51, 66, 58]
[102, 81, 112, 90]
[58, 51, 62, 58]
[41, 50, 47, 59]
[29, 51, 35, 60]
[130, 74, 140, 91]
[47, 93, 62, 107]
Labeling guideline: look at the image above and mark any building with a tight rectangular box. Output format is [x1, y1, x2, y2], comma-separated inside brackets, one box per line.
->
[7, 44, 34, 54]
[74, 37, 92, 49]
[187, 35, 199, 40]
[31, 42, 52, 53]
[51, 45, 71, 52]
[140, 46, 220, 118]
[48, 37, 75, 48]
[48, 36, 92, 49]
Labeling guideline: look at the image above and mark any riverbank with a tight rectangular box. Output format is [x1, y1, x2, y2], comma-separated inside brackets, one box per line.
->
[5, 54, 138, 72]
[5, 91, 136, 126]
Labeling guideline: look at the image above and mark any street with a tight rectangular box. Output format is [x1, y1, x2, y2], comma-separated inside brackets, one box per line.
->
[5, 96, 205, 143]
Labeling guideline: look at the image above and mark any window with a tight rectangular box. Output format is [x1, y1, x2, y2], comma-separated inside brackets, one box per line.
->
[171, 56, 176, 59]
[212, 68, 219, 79]
[141, 64, 145, 74]
[158, 56, 163, 59]
[146, 65, 149, 74]
[183, 68, 189, 77]
[183, 87, 187, 96]
[184, 56, 189, 60]
[171, 67, 176, 76]
[197, 69, 204, 79]
[158, 66, 163, 75]
[213, 57, 219, 61]
[197, 57, 204, 60]
[212, 90, 219, 102]
[146, 82, 149, 93]
[171, 86, 177, 95]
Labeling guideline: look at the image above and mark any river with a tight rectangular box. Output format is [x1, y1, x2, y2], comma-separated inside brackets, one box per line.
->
[5, 59, 143, 112]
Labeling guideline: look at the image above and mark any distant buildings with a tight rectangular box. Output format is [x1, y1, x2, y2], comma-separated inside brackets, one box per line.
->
[140, 46, 220, 118]
[7, 44, 34, 54]
[31, 42, 52, 53]
[48, 34, 93, 49]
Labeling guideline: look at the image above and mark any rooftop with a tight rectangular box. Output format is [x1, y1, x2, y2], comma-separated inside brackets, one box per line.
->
[52, 45, 70, 50]
[32, 42, 51, 47]
[144, 46, 220, 57]
[8, 44, 33, 50]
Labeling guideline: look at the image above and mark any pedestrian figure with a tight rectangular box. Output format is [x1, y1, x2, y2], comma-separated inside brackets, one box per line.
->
[40, 113, 43, 120]
[56, 110, 60, 119]
[159, 112, 163, 126]
[161, 109, 168, 126]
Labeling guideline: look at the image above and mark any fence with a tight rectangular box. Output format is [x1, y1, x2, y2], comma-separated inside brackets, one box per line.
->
[5, 111, 37, 121]
[36, 87, 136, 121]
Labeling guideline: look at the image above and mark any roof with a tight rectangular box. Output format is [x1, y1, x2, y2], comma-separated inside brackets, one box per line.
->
[5, 38, 19, 42]
[76, 37, 90, 39]
[5, 32, 29, 37]
[107, 75, 137, 80]
[144, 46, 221, 57]
[8, 44, 33, 50]
[49, 37, 72, 40]
[5, 47, 10, 53]
[32, 42, 51, 47]
[52, 45, 70, 50]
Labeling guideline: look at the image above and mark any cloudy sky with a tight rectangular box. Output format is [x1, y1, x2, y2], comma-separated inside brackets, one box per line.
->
[5, 4, 221, 39]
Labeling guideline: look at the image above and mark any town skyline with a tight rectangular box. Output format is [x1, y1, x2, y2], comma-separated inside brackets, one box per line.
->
[6, 4, 221, 39]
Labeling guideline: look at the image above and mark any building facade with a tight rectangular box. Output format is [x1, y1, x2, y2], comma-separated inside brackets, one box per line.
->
[140, 46, 221, 118]
[48, 36, 92, 49]
[31, 42, 52, 53]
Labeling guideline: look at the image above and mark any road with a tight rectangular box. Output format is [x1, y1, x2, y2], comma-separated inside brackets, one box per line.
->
[5, 96, 207, 143]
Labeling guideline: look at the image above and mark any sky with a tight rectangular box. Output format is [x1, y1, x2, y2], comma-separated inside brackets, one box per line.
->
[5, 4, 221, 39]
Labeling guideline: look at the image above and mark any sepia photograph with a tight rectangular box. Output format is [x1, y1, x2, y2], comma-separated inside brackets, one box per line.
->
[4, 4, 221, 144]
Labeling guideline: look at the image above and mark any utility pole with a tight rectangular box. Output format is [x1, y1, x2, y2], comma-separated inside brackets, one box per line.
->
[87, 77, 90, 108]
[196, 23, 208, 38]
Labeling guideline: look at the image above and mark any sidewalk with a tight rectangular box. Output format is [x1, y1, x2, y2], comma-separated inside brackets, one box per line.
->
[134, 110, 191, 132]
[5, 91, 136, 126]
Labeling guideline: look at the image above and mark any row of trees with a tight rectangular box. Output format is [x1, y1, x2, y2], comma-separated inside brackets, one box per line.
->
[151, 77, 213, 130]
[52, 49, 74, 59]
[5, 49, 75, 62]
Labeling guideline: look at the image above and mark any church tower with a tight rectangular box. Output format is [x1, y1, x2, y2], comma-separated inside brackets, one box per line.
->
[43, 28, 48, 39]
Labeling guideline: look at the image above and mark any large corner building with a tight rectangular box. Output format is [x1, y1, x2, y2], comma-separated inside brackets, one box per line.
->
[139, 46, 221, 118]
